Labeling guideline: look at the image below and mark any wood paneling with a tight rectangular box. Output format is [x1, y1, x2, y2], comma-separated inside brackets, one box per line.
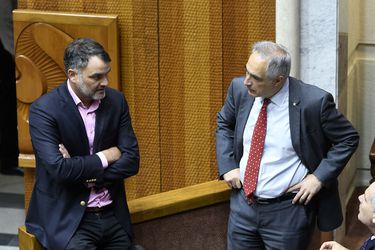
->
[222, 0, 276, 91]
[158, 0, 223, 190]
[13, 9, 120, 209]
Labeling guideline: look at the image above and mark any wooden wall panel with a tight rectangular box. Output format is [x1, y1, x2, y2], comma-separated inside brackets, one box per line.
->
[223, 0, 276, 92]
[13, 10, 120, 156]
[119, 1, 161, 199]
[159, 0, 222, 190]
[17, 0, 275, 198]
[16, 1, 162, 199]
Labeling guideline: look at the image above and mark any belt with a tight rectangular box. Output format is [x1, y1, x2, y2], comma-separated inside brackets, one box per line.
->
[252, 192, 296, 205]
[85, 204, 113, 213]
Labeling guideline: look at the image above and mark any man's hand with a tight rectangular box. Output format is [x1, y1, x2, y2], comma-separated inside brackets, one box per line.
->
[319, 241, 349, 250]
[59, 144, 71, 158]
[287, 174, 322, 205]
[101, 146, 121, 164]
[223, 168, 242, 189]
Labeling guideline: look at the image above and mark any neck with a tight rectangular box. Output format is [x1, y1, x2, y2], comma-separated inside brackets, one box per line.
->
[81, 98, 93, 107]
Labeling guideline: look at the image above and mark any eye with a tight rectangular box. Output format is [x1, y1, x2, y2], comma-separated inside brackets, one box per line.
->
[91, 74, 103, 80]
[252, 75, 262, 81]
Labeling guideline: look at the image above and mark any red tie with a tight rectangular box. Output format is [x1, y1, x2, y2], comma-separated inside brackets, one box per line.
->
[243, 98, 270, 201]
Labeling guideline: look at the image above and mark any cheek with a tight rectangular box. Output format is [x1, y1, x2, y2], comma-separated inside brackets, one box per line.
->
[359, 205, 373, 225]
[84, 80, 97, 89]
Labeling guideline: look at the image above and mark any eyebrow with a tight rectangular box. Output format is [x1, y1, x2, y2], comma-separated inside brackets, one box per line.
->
[89, 68, 111, 78]
[244, 65, 263, 81]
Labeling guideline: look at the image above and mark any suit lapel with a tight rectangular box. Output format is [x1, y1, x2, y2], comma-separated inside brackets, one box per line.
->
[237, 94, 254, 158]
[93, 98, 106, 152]
[288, 78, 302, 158]
[59, 82, 90, 151]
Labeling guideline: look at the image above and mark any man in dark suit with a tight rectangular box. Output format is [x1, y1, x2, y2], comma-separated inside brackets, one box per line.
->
[320, 182, 375, 250]
[216, 41, 359, 249]
[25, 38, 139, 250]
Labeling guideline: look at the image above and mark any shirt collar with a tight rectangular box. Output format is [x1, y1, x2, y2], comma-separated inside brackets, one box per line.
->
[268, 77, 289, 106]
[254, 77, 289, 106]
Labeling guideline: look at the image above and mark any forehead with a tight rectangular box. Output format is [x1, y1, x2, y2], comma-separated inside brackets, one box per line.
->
[247, 52, 268, 74]
[83, 56, 110, 73]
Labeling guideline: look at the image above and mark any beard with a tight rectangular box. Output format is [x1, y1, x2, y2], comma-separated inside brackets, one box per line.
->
[76, 76, 106, 101]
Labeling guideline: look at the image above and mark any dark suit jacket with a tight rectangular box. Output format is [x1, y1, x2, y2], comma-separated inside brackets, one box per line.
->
[25, 81, 140, 250]
[362, 237, 375, 250]
[216, 76, 359, 231]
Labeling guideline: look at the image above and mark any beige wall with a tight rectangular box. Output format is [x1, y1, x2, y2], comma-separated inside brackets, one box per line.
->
[347, 0, 375, 187]
[335, 0, 375, 240]
[326, 0, 375, 240]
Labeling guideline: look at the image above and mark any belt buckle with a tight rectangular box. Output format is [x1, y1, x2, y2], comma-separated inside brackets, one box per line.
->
[252, 195, 271, 205]
[255, 198, 271, 205]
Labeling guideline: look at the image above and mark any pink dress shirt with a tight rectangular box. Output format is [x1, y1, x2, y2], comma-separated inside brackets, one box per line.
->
[67, 81, 112, 208]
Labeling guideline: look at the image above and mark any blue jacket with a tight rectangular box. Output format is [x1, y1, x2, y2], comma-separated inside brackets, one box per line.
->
[26, 82, 139, 249]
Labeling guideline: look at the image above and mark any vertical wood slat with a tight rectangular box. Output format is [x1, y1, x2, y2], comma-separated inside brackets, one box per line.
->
[222, 0, 276, 92]
[159, 0, 223, 190]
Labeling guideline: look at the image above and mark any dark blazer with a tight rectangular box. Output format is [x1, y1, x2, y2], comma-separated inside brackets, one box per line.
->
[25, 81, 140, 250]
[216, 76, 359, 231]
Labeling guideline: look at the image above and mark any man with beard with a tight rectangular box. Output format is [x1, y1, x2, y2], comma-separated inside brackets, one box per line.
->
[25, 38, 139, 250]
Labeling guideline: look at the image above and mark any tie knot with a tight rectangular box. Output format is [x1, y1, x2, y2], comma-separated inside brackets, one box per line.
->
[263, 98, 271, 106]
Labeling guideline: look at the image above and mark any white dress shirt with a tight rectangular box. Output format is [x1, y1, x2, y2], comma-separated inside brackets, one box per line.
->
[239, 78, 308, 198]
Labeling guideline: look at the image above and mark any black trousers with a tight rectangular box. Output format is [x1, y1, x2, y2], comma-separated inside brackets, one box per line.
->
[65, 209, 131, 250]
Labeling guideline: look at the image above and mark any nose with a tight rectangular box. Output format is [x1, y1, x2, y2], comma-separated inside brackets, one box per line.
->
[244, 74, 252, 86]
[101, 76, 109, 86]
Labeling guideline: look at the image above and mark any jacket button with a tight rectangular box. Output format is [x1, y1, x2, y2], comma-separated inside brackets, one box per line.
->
[80, 201, 86, 206]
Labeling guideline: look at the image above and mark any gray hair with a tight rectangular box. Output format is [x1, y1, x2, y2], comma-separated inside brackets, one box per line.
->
[252, 41, 291, 80]
[63, 38, 111, 73]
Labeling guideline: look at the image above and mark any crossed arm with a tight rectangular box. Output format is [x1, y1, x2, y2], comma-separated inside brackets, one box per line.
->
[59, 144, 121, 164]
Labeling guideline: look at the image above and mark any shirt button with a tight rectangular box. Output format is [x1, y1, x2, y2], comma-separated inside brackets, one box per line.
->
[80, 201, 86, 206]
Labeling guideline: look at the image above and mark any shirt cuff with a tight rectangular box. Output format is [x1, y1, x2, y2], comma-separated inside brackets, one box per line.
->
[96, 152, 109, 169]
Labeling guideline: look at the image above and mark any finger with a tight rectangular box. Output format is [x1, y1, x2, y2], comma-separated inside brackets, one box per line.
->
[286, 183, 300, 193]
[292, 190, 303, 204]
[304, 193, 315, 205]
[300, 191, 313, 204]
[59, 147, 65, 154]
[301, 196, 309, 205]
[234, 179, 242, 189]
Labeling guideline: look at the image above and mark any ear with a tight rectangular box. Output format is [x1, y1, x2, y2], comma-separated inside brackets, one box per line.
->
[67, 69, 78, 83]
[274, 75, 285, 86]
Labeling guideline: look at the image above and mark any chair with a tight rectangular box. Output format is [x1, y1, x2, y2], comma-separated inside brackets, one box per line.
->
[18, 226, 42, 250]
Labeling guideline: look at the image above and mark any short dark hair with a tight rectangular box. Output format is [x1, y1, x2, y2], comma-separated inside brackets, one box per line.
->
[252, 41, 291, 80]
[63, 38, 111, 73]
